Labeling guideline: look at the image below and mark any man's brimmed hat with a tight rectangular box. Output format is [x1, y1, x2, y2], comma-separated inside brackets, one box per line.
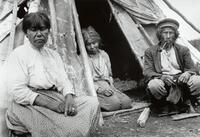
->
[157, 18, 179, 30]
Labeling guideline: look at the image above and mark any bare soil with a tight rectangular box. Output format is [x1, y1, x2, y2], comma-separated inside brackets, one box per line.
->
[93, 80, 200, 137]
[94, 110, 200, 137]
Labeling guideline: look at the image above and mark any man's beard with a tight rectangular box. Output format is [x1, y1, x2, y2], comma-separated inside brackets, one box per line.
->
[160, 37, 176, 49]
[165, 39, 174, 45]
[160, 40, 175, 50]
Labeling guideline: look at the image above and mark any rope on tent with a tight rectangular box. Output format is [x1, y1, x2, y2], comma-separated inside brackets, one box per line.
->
[163, 0, 200, 34]
[71, 0, 96, 97]
[7, 0, 18, 57]
[48, 0, 58, 50]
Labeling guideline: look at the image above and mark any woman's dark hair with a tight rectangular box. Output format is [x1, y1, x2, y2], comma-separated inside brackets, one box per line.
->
[22, 11, 51, 34]
[156, 27, 179, 41]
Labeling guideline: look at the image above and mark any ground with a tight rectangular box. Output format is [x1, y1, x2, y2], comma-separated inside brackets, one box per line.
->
[94, 111, 200, 137]
[93, 80, 200, 137]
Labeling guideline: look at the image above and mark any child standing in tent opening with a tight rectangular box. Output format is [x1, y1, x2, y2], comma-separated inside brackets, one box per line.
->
[143, 18, 200, 114]
[82, 26, 132, 112]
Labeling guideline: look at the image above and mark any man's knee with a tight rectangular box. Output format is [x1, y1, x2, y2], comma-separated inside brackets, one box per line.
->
[188, 75, 200, 96]
[147, 79, 167, 100]
[189, 75, 200, 87]
[148, 79, 162, 90]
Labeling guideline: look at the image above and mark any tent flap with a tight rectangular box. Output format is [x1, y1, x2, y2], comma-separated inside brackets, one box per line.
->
[112, 0, 165, 24]
[108, 1, 150, 69]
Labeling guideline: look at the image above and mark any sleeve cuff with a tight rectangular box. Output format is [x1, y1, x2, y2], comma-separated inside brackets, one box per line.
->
[187, 71, 196, 75]
[30, 92, 39, 105]
[62, 88, 75, 97]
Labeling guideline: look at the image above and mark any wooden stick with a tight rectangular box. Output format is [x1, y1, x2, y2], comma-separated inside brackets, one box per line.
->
[102, 102, 151, 118]
[171, 113, 200, 121]
[48, 0, 58, 49]
[71, 0, 96, 97]
[137, 107, 150, 127]
[7, 0, 18, 56]
[163, 0, 200, 34]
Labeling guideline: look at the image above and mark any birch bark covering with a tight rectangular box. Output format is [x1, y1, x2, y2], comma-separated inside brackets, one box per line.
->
[42, 0, 88, 96]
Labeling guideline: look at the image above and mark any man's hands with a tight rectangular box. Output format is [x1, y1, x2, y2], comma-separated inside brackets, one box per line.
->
[161, 72, 191, 86]
[178, 71, 191, 84]
[161, 75, 175, 86]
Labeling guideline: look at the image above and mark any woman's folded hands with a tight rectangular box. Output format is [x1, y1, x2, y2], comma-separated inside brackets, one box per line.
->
[34, 94, 77, 116]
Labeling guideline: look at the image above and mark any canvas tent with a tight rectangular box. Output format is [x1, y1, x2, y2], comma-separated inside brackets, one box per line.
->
[1, 0, 200, 93]
[0, 0, 200, 136]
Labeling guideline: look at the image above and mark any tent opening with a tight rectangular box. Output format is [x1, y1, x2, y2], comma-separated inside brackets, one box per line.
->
[75, 0, 143, 81]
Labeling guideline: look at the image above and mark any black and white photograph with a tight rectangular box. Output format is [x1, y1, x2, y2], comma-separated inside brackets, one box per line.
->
[0, 0, 200, 137]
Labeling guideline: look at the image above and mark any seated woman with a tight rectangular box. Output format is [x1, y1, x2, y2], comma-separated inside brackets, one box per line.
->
[5, 12, 100, 137]
[82, 26, 132, 111]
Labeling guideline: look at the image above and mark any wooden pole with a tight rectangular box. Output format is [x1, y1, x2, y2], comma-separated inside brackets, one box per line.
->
[163, 0, 200, 34]
[7, 0, 18, 56]
[71, 0, 96, 97]
[48, 0, 58, 49]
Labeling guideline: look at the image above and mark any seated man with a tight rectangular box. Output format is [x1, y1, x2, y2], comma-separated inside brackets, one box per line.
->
[82, 26, 132, 111]
[143, 18, 200, 113]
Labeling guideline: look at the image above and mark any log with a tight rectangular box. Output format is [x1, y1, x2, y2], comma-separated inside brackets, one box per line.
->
[163, 0, 200, 34]
[137, 107, 150, 127]
[171, 113, 200, 121]
[102, 102, 151, 118]
[71, 0, 96, 97]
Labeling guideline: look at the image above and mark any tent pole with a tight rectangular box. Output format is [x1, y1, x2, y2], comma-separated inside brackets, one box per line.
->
[163, 0, 200, 34]
[7, 0, 18, 56]
[48, 0, 58, 49]
[72, 0, 104, 125]
[71, 0, 96, 97]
